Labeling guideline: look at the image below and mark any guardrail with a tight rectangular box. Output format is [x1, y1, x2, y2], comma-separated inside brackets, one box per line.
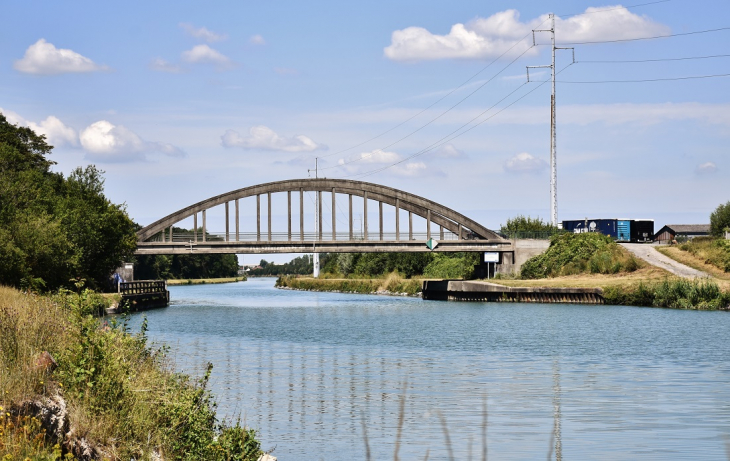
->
[148, 230, 467, 243]
[119, 280, 166, 295]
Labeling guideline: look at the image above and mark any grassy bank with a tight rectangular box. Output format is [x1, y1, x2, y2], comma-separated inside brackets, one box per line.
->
[520, 232, 642, 279]
[0, 286, 263, 460]
[166, 276, 246, 286]
[276, 272, 423, 296]
[656, 239, 730, 279]
[493, 233, 730, 309]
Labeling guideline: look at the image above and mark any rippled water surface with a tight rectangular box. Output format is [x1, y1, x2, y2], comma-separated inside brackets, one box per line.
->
[127, 278, 730, 460]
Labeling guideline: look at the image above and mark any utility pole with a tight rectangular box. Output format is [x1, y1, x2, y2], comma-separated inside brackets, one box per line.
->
[527, 14, 574, 227]
[308, 158, 320, 278]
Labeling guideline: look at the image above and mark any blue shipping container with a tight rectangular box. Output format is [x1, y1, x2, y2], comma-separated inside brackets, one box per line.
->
[617, 220, 631, 242]
[562, 219, 618, 238]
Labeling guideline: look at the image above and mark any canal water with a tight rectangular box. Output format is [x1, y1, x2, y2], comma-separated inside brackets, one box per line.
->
[127, 278, 730, 460]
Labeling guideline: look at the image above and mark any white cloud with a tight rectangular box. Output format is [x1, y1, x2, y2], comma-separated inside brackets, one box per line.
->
[249, 34, 266, 45]
[80, 120, 184, 162]
[180, 23, 227, 42]
[385, 7, 669, 61]
[181, 45, 232, 68]
[336, 149, 432, 177]
[504, 152, 548, 174]
[0, 108, 78, 147]
[696, 162, 717, 175]
[14, 39, 107, 75]
[221, 126, 325, 152]
[149, 58, 184, 73]
[430, 143, 466, 159]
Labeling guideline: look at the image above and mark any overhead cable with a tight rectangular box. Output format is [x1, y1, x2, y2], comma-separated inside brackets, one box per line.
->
[558, 26, 730, 45]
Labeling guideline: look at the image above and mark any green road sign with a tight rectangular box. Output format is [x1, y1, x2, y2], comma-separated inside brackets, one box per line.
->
[426, 238, 438, 250]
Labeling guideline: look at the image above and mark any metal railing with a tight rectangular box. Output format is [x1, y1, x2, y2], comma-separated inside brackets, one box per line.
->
[149, 230, 469, 243]
[119, 280, 166, 295]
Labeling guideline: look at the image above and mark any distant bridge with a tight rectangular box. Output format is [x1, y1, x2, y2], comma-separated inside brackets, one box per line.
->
[135, 178, 512, 255]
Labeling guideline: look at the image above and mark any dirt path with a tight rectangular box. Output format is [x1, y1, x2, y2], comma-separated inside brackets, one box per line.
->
[620, 243, 710, 279]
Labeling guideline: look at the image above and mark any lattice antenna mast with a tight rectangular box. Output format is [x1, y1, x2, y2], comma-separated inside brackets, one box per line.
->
[527, 14, 574, 226]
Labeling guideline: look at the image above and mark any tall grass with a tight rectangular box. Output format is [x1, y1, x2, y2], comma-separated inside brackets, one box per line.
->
[603, 278, 730, 310]
[0, 286, 263, 460]
[277, 273, 422, 295]
[521, 233, 641, 279]
[679, 237, 730, 272]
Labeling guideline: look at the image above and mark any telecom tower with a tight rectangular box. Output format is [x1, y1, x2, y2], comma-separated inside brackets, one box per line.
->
[527, 14, 574, 227]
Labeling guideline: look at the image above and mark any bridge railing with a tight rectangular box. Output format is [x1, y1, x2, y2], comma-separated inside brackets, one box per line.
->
[148, 230, 467, 243]
[119, 280, 166, 295]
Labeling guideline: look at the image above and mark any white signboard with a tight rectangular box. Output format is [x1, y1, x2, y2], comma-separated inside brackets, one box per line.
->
[483, 252, 500, 263]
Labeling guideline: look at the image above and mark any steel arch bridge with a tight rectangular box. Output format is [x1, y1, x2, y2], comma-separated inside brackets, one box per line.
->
[135, 178, 511, 255]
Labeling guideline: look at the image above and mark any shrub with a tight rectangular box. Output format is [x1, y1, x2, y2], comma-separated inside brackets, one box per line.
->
[710, 201, 730, 238]
[521, 233, 640, 279]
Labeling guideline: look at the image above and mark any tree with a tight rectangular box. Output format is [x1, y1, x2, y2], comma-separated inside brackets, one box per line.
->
[499, 215, 557, 237]
[0, 113, 137, 290]
[710, 201, 730, 238]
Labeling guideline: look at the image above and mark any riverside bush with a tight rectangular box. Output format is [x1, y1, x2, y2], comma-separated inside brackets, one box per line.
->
[521, 233, 640, 279]
[0, 286, 264, 460]
[603, 279, 730, 310]
[679, 238, 730, 272]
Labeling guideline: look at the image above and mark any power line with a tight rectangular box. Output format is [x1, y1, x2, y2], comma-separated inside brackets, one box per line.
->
[557, 0, 671, 17]
[321, 43, 537, 171]
[579, 53, 730, 63]
[558, 26, 730, 45]
[556, 73, 730, 83]
[312, 0, 673, 166]
[347, 64, 575, 180]
[314, 19, 551, 162]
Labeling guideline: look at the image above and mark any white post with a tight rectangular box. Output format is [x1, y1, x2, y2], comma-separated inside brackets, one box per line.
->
[313, 158, 320, 278]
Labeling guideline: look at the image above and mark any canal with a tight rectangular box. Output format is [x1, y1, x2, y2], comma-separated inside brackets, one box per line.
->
[128, 277, 730, 460]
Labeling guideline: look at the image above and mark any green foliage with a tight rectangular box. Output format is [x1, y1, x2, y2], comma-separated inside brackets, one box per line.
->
[710, 201, 730, 238]
[423, 253, 478, 279]
[499, 215, 558, 238]
[679, 237, 730, 272]
[1, 286, 263, 460]
[277, 274, 422, 295]
[604, 279, 730, 310]
[135, 253, 239, 280]
[0, 114, 137, 291]
[352, 252, 434, 278]
[521, 233, 640, 279]
[248, 254, 314, 276]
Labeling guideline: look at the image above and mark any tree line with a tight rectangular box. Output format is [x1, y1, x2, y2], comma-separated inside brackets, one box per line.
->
[0, 114, 137, 291]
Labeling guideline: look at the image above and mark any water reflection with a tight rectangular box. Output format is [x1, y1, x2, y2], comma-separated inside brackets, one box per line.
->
[129, 278, 730, 459]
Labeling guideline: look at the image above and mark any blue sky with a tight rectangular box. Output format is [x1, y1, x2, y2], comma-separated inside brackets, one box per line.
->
[2, 1, 728, 262]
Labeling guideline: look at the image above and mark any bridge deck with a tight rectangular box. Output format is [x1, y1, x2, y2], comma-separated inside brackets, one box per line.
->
[135, 239, 513, 255]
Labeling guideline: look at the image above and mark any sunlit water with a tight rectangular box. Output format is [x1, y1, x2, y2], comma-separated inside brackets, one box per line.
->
[126, 278, 730, 460]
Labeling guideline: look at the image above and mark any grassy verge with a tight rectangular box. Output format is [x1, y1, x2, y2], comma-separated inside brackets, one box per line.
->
[166, 276, 246, 285]
[0, 285, 263, 460]
[276, 272, 423, 296]
[520, 233, 642, 279]
[656, 239, 730, 280]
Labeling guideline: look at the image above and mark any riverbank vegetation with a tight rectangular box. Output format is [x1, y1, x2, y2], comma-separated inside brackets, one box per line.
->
[166, 276, 246, 285]
[277, 272, 422, 295]
[520, 233, 641, 279]
[0, 285, 264, 460]
[498, 215, 559, 239]
[0, 114, 137, 292]
[134, 252, 240, 281]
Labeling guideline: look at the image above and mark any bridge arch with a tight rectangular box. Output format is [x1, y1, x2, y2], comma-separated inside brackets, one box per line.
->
[136, 178, 507, 254]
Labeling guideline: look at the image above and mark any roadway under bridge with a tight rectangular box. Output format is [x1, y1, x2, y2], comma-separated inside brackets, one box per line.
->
[135, 178, 513, 256]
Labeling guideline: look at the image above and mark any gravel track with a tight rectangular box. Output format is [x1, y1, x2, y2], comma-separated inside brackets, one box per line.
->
[620, 243, 710, 279]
